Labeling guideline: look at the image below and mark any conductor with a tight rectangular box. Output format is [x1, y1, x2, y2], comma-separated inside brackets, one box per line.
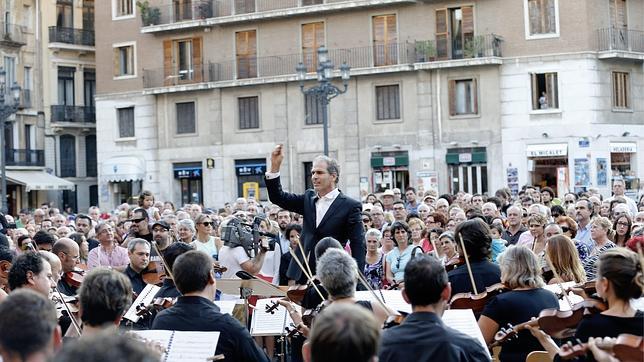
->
[265, 145, 365, 282]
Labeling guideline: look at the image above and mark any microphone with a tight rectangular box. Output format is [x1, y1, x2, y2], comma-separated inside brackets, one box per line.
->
[236, 270, 255, 280]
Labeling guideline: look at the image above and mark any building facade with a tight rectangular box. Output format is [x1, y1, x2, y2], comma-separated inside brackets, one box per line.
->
[95, 0, 643, 211]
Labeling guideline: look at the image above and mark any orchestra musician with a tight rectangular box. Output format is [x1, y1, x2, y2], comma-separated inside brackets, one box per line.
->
[154, 242, 194, 298]
[7, 251, 56, 297]
[122, 238, 151, 295]
[38, 251, 62, 285]
[478, 246, 559, 362]
[77, 268, 133, 337]
[0, 290, 62, 362]
[379, 254, 490, 362]
[151, 250, 269, 362]
[448, 219, 501, 296]
[52, 331, 158, 362]
[528, 248, 644, 361]
[544, 235, 587, 285]
[0, 245, 14, 302]
[52, 238, 82, 296]
[307, 303, 380, 362]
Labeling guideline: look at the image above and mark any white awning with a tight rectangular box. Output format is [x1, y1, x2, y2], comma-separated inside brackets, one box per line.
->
[101, 156, 145, 182]
[609, 142, 637, 153]
[526, 143, 568, 158]
[5, 170, 75, 192]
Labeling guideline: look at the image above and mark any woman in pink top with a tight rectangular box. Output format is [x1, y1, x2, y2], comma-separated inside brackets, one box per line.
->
[87, 222, 129, 271]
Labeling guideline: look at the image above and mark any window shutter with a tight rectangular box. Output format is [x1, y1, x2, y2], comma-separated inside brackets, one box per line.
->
[163, 40, 173, 86]
[373, 15, 385, 66]
[192, 37, 202, 82]
[531, 73, 538, 110]
[546, 0, 556, 34]
[528, 0, 540, 35]
[435, 9, 449, 60]
[385, 15, 398, 65]
[472, 78, 479, 114]
[448, 79, 455, 116]
[462, 6, 474, 41]
[546, 73, 558, 108]
[113, 47, 120, 76]
[302, 22, 324, 72]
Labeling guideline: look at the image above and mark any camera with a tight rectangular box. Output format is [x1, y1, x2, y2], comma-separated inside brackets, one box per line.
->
[221, 215, 276, 257]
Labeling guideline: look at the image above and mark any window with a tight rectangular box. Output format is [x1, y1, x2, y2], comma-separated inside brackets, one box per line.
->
[117, 107, 135, 138]
[449, 78, 478, 116]
[84, 70, 96, 108]
[23, 66, 31, 90]
[302, 22, 325, 72]
[4, 57, 15, 89]
[525, 0, 558, 37]
[113, 44, 135, 77]
[59, 134, 76, 177]
[236, 30, 257, 79]
[56, 0, 73, 28]
[435, 6, 474, 60]
[304, 93, 324, 125]
[58, 66, 75, 106]
[173, 0, 193, 21]
[612, 72, 630, 109]
[85, 135, 97, 177]
[176, 101, 196, 134]
[115, 0, 133, 17]
[375, 85, 400, 120]
[609, 0, 627, 28]
[238, 96, 259, 129]
[531, 72, 558, 110]
[163, 38, 202, 85]
[83, 0, 95, 31]
[372, 14, 397, 66]
[303, 162, 313, 190]
[234, 0, 255, 14]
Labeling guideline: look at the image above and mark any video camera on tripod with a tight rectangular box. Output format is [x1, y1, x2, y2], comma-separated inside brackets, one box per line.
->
[221, 215, 277, 257]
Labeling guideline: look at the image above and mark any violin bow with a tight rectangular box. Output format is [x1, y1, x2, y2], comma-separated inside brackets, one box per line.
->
[294, 234, 315, 283]
[53, 286, 82, 336]
[429, 238, 440, 261]
[151, 240, 175, 281]
[544, 252, 573, 310]
[457, 232, 479, 295]
[354, 266, 397, 317]
[288, 247, 326, 301]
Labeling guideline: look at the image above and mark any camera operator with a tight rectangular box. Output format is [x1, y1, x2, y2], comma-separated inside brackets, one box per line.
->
[218, 216, 272, 280]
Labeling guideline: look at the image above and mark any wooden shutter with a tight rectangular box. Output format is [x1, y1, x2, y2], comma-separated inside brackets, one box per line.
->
[236, 30, 257, 79]
[192, 37, 202, 82]
[302, 22, 324, 72]
[385, 15, 398, 65]
[373, 15, 385, 66]
[448, 79, 455, 116]
[462, 6, 474, 46]
[545, 73, 558, 108]
[373, 15, 397, 66]
[163, 40, 173, 86]
[531, 73, 539, 110]
[435, 9, 449, 60]
[113, 47, 120, 76]
[472, 78, 478, 114]
[610, 0, 627, 28]
[528, 0, 539, 35]
[546, 0, 556, 34]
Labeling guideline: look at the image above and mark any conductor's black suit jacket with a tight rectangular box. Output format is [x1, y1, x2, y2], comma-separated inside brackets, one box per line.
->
[265, 176, 365, 282]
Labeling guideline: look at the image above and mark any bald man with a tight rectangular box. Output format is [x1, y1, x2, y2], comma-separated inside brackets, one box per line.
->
[52, 238, 80, 296]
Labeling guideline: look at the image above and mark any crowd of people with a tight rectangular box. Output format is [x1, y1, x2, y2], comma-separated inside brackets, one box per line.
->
[0, 149, 642, 361]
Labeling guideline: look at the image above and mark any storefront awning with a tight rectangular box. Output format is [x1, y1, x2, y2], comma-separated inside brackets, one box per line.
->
[5, 170, 75, 192]
[526, 143, 568, 158]
[610, 142, 637, 153]
[101, 156, 145, 182]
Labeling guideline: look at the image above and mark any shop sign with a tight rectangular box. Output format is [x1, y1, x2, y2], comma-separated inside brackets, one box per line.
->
[609, 142, 637, 153]
[526, 144, 568, 158]
[382, 157, 396, 166]
[174, 167, 202, 179]
[458, 153, 472, 163]
[235, 164, 266, 176]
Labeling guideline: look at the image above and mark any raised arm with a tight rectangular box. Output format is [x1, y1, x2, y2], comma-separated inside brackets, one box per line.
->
[265, 144, 306, 215]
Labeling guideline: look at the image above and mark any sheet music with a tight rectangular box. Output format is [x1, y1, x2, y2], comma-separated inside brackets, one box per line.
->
[355, 290, 412, 314]
[123, 284, 161, 322]
[250, 298, 294, 336]
[130, 330, 220, 362]
[213, 300, 237, 315]
[442, 309, 491, 359]
[631, 297, 644, 311]
[542, 282, 583, 311]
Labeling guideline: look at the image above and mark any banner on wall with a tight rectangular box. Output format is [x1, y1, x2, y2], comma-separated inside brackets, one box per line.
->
[574, 158, 590, 193]
[596, 158, 607, 187]
[416, 171, 438, 193]
[506, 167, 519, 197]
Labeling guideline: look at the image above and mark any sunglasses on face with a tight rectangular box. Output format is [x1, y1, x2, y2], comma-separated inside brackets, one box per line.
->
[199, 222, 214, 227]
[131, 218, 146, 224]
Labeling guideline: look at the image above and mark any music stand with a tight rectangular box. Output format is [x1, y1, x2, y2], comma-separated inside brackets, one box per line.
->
[218, 278, 286, 327]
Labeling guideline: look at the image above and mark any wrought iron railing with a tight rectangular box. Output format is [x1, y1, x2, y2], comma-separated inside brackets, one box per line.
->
[51, 105, 96, 123]
[48, 26, 95, 46]
[597, 28, 644, 53]
[5, 149, 45, 167]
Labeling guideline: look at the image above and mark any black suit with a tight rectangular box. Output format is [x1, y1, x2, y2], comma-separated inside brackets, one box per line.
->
[265, 176, 365, 281]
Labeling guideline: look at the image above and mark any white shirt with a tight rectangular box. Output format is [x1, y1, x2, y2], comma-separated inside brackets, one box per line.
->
[265, 171, 340, 227]
[218, 245, 250, 279]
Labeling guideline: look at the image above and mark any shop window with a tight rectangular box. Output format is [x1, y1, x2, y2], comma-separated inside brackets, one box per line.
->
[117, 107, 135, 138]
[238, 96, 259, 129]
[176, 101, 196, 134]
[531, 72, 558, 110]
[525, 0, 558, 37]
[449, 78, 478, 116]
[375, 85, 400, 120]
[612, 72, 630, 109]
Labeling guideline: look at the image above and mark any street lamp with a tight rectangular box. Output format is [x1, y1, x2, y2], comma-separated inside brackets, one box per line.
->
[296, 46, 350, 156]
[0, 67, 21, 213]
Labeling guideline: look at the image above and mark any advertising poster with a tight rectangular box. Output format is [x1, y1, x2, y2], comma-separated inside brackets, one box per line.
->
[596, 158, 607, 187]
[506, 167, 519, 197]
[574, 158, 590, 188]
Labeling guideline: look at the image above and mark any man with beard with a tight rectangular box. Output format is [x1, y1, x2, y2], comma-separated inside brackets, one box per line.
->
[149, 220, 173, 274]
[75, 214, 99, 250]
[276, 209, 292, 254]
[124, 208, 153, 243]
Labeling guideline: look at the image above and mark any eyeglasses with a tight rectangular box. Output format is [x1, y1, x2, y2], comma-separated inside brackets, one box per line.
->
[362, 218, 371, 223]
[62, 251, 80, 261]
[617, 221, 629, 226]
[131, 218, 146, 224]
[560, 226, 570, 233]
[199, 222, 214, 227]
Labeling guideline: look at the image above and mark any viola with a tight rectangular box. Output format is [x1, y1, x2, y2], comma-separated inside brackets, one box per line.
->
[141, 261, 165, 286]
[492, 298, 608, 346]
[449, 283, 507, 316]
[286, 278, 322, 305]
[385, 281, 402, 291]
[63, 268, 86, 288]
[558, 334, 643, 361]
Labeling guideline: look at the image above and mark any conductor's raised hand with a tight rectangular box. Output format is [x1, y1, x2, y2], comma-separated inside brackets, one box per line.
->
[270, 144, 284, 173]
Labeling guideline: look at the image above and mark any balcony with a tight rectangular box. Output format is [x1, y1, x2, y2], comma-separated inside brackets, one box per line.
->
[18, 90, 31, 109]
[140, 0, 417, 32]
[51, 105, 96, 124]
[5, 149, 45, 167]
[48, 26, 95, 47]
[143, 35, 502, 91]
[0, 22, 26, 47]
[596, 28, 644, 61]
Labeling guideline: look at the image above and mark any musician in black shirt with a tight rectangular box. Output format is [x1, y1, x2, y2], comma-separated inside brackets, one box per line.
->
[448, 219, 501, 296]
[529, 248, 644, 361]
[122, 238, 150, 295]
[154, 242, 193, 299]
[151, 250, 269, 362]
[379, 255, 491, 362]
[78, 268, 132, 336]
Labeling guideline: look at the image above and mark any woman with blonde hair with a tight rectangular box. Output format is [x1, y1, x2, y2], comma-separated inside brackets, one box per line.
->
[583, 216, 616, 280]
[544, 235, 586, 284]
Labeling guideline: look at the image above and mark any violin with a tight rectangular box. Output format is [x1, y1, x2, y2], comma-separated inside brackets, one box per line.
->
[558, 334, 643, 362]
[492, 298, 608, 346]
[449, 283, 507, 316]
[141, 261, 165, 286]
[385, 280, 402, 291]
[136, 297, 177, 317]
[63, 268, 86, 288]
[286, 278, 322, 306]
[213, 261, 227, 274]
